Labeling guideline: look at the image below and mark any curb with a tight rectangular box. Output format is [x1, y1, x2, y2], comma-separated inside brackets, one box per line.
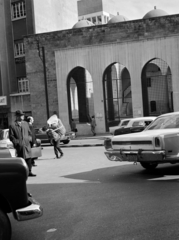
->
[60, 143, 104, 148]
[42, 143, 104, 148]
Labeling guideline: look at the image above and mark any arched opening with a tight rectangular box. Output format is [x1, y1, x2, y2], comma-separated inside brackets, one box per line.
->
[141, 58, 173, 116]
[103, 63, 132, 131]
[67, 67, 94, 124]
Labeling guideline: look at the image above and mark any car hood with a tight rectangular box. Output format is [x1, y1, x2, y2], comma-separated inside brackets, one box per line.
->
[112, 129, 179, 142]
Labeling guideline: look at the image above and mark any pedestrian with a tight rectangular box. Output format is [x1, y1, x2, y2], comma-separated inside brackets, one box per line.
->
[9, 110, 36, 177]
[46, 113, 66, 159]
[26, 116, 41, 167]
[91, 115, 96, 136]
[71, 118, 77, 137]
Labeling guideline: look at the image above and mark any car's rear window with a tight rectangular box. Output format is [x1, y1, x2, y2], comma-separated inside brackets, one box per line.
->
[132, 121, 142, 127]
[121, 120, 130, 126]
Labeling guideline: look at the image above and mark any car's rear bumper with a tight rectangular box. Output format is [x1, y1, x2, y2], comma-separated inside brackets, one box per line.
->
[15, 196, 43, 221]
[104, 150, 166, 162]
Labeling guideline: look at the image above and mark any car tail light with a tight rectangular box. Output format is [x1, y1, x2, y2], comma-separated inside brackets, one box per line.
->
[155, 137, 160, 147]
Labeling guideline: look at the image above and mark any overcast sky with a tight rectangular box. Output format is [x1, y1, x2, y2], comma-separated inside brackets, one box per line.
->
[119, 0, 179, 20]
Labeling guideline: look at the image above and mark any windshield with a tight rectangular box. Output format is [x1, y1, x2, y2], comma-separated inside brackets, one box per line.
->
[146, 114, 179, 130]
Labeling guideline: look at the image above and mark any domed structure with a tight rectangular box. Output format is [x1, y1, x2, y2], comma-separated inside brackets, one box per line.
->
[108, 13, 128, 24]
[72, 19, 94, 29]
[143, 7, 168, 19]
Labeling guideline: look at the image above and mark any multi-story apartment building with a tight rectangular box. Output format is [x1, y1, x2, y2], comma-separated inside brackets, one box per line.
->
[0, 0, 78, 128]
[77, 0, 124, 25]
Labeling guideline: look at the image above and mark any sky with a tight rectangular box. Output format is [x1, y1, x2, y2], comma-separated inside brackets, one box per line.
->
[118, 0, 179, 20]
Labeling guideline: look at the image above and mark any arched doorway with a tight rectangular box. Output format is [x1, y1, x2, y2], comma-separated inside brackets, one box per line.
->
[103, 62, 132, 131]
[67, 67, 94, 124]
[141, 58, 173, 116]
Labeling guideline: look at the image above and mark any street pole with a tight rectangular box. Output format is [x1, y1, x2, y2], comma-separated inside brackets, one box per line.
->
[41, 46, 50, 119]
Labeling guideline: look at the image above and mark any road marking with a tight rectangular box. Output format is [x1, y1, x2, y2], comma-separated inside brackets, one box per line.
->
[149, 175, 179, 181]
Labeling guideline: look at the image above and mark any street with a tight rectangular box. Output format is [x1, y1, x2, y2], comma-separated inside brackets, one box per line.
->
[10, 145, 179, 240]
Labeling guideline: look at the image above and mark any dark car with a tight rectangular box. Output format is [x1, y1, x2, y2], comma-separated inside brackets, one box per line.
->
[0, 157, 43, 240]
[114, 125, 146, 136]
[35, 128, 75, 145]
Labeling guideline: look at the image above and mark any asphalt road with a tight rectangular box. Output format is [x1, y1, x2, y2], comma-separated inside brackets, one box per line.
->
[10, 146, 179, 240]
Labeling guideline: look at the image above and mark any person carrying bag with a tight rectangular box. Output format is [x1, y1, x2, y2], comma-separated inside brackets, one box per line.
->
[47, 114, 66, 159]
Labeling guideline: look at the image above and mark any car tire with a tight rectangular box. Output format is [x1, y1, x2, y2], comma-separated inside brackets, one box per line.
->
[140, 162, 158, 170]
[62, 140, 70, 144]
[0, 208, 11, 240]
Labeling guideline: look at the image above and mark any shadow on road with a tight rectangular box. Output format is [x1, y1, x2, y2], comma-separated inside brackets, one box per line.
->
[62, 163, 179, 183]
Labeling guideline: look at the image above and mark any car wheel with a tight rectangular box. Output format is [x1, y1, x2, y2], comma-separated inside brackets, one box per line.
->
[62, 140, 70, 144]
[140, 162, 158, 170]
[0, 209, 11, 240]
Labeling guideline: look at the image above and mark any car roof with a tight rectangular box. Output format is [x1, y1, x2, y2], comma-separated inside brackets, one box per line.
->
[120, 118, 132, 122]
[158, 111, 179, 117]
[129, 117, 156, 122]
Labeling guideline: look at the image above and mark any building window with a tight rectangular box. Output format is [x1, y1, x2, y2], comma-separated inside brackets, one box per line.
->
[92, 17, 97, 24]
[97, 16, 102, 24]
[11, 1, 26, 20]
[14, 42, 25, 58]
[18, 77, 29, 93]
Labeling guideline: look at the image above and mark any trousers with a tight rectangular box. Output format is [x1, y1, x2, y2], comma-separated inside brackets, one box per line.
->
[53, 139, 63, 157]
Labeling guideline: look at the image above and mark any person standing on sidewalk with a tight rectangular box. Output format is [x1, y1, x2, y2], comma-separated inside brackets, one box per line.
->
[9, 110, 36, 177]
[26, 116, 41, 167]
[91, 115, 97, 136]
[71, 118, 77, 137]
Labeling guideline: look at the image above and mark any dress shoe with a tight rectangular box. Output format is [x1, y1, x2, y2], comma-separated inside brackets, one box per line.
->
[59, 153, 64, 158]
[32, 164, 37, 167]
[29, 172, 36, 177]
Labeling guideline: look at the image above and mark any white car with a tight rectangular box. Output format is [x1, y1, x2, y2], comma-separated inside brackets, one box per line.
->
[109, 117, 156, 134]
[0, 129, 42, 158]
[104, 112, 179, 170]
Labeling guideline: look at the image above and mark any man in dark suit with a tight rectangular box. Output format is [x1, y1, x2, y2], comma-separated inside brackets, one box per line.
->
[9, 110, 36, 177]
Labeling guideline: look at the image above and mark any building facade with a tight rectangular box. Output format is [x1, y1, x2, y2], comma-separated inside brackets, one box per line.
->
[24, 12, 179, 135]
[0, 0, 78, 127]
[77, 0, 124, 25]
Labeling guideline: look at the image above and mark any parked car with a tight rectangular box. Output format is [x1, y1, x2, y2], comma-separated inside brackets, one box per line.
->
[0, 157, 43, 240]
[35, 128, 75, 145]
[113, 117, 156, 136]
[109, 118, 132, 134]
[109, 117, 156, 135]
[104, 112, 179, 170]
[0, 129, 42, 159]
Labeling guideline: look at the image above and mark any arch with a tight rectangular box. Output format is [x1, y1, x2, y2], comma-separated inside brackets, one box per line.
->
[67, 66, 94, 124]
[141, 58, 173, 116]
[103, 62, 132, 131]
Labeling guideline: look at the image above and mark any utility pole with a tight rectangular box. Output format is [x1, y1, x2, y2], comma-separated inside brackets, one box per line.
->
[41, 46, 50, 119]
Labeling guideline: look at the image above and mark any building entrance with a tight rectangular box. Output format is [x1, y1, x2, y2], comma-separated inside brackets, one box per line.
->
[103, 62, 132, 131]
[142, 58, 173, 116]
